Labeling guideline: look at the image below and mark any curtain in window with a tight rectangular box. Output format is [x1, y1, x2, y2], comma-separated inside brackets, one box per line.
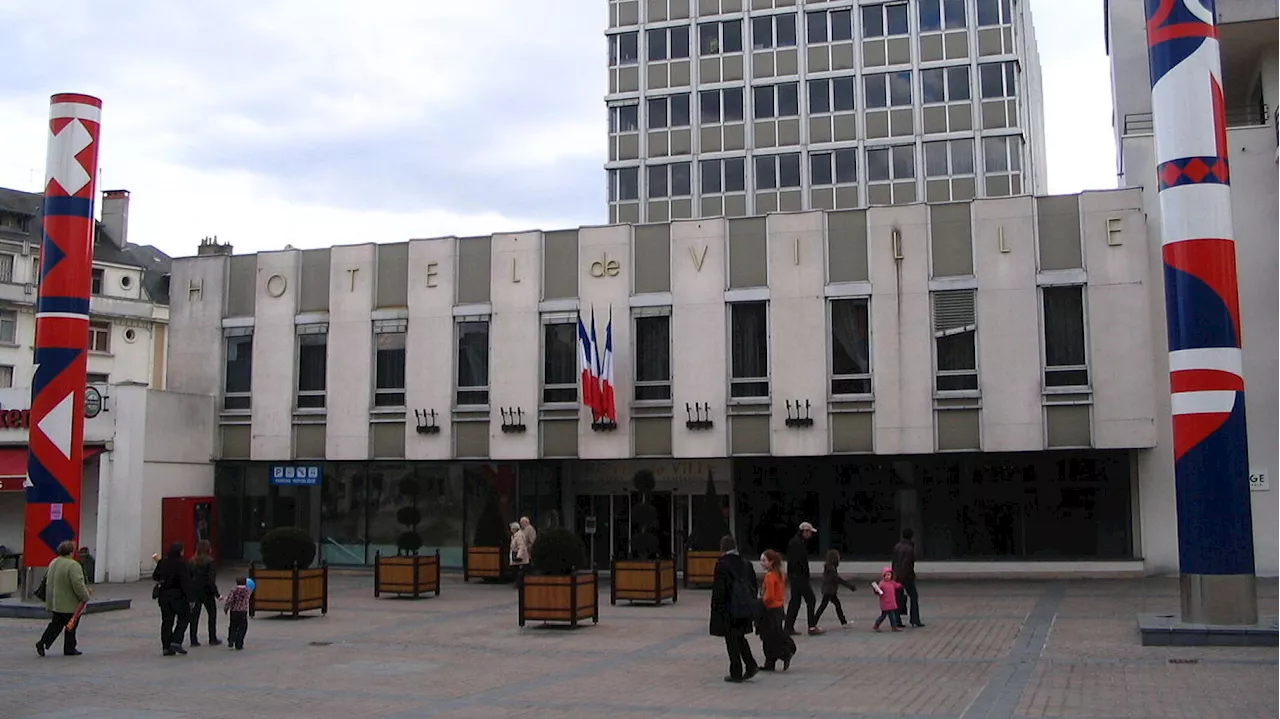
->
[297, 337, 327, 392]
[375, 332, 406, 390]
[730, 303, 768, 379]
[831, 300, 870, 375]
[544, 323, 577, 385]
[635, 316, 670, 382]
[457, 322, 489, 389]
[1043, 287, 1086, 367]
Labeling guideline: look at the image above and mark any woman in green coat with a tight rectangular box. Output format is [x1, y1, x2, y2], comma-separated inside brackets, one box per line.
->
[36, 540, 91, 657]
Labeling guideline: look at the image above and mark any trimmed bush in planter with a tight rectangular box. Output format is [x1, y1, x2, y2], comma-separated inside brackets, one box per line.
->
[519, 527, 598, 628]
[611, 470, 677, 605]
[250, 527, 327, 618]
[374, 549, 440, 599]
[464, 492, 510, 582]
[396, 477, 425, 556]
[611, 558, 677, 605]
[684, 472, 727, 589]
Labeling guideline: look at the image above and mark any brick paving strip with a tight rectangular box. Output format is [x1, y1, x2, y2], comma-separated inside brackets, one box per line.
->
[1, 574, 1274, 719]
[958, 584, 1063, 719]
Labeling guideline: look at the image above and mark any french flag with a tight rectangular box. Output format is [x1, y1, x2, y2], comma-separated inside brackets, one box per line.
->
[578, 312, 600, 419]
[600, 308, 616, 423]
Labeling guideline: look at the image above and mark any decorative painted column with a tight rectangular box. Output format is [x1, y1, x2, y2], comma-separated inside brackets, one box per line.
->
[1144, 0, 1257, 625]
[23, 94, 101, 571]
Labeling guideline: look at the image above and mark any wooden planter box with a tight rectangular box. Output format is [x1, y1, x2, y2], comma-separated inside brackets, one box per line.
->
[374, 550, 441, 599]
[463, 545, 510, 582]
[683, 550, 720, 589]
[248, 563, 328, 618]
[611, 559, 678, 605]
[518, 570, 599, 628]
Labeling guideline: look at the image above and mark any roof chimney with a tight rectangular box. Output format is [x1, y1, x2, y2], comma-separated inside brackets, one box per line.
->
[101, 190, 130, 249]
[197, 235, 233, 256]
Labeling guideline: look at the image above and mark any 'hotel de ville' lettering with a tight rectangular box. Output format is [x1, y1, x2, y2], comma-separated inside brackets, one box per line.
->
[590, 253, 620, 278]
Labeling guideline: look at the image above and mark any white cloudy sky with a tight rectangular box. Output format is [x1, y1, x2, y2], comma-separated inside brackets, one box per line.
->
[0, 0, 1116, 257]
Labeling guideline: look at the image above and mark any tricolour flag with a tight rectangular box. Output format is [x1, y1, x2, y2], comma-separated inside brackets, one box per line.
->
[589, 307, 604, 419]
[577, 312, 600, 418]
[600, 307, 616, 422]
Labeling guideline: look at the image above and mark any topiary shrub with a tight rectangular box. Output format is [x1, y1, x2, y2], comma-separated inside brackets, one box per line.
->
[531, 527, 588, 575]
[260, 527, 317, 570]
[472, 491, 508, 548]
[396, 477, 424, 555]
[692, 471, 728, 552]
[630, 469, 661, 559]
[397, 531, 424, 553]
[396, 506, 422, 527]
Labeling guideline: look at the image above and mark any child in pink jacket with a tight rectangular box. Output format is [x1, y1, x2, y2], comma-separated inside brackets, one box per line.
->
[871, 567, 904, 632]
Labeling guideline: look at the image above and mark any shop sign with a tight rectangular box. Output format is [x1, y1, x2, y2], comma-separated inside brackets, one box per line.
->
[0, 394, 101, 428]
[271, 464, 322, 486]
[84, 387, 103, 419]
[0, 406, 31, 430]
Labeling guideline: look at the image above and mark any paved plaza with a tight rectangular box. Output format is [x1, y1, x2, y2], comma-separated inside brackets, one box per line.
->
[1, 571, 1276, 719]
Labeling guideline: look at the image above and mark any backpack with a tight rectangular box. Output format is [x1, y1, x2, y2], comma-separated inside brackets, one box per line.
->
[727, 562, 763, 621]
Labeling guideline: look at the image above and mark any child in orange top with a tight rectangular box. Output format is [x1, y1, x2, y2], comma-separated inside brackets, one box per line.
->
[871, 567, 904, 632]
[757, 549, 796, 671]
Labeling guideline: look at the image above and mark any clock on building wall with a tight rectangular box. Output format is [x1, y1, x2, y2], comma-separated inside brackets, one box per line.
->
[84, 386, 102, 419]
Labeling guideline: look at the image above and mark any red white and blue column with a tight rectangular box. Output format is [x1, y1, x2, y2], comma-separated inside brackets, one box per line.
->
[22, 94, 100, 571]
[1145, 0, 1257, 625]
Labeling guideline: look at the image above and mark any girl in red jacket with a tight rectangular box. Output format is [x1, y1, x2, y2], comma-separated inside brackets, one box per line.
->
[871, 567, 904, 632]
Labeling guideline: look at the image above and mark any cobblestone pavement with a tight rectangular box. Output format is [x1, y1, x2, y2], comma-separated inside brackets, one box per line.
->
[1, 573, 1275, 719]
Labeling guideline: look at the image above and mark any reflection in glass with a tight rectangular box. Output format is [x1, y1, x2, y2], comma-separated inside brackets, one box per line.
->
[734, 454, 1132, 561]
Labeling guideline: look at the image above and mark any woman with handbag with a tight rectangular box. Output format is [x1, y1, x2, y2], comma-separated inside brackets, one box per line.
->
[188, 540, 222, 646]
[152, 543, 194, 656]
[757, 549, 796, 671]
[508, 522, 530, 588]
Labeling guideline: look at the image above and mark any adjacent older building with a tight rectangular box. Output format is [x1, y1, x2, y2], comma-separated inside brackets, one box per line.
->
[0, 187, 171, 390]
[604, 0, 1049, 223]
[162, 188, 1238, 578]
[1105, 0, 1278, 578]
[0, 188, 205, 584]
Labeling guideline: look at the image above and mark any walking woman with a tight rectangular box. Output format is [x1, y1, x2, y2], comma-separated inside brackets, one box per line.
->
[152, 542, 193, 656]
[757, 549, 796, 671]
[509, 522, 530, 588]
[189, 540, 222, 646]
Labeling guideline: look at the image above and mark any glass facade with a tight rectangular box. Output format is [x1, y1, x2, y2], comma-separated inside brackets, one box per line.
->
[215, 461, 564, 569]
[734, 451, 1134, 562]
[215, 451, 1137, 570]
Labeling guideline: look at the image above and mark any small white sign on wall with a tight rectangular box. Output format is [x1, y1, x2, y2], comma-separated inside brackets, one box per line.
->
[1249, 469, 1268, 492]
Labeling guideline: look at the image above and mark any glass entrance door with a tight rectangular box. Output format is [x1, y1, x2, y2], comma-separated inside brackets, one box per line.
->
[627, 491, 674, 559]
[575, 494, 614, 569]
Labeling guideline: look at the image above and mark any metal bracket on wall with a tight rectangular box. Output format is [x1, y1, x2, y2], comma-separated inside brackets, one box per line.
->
[784, 399, 814, 428]
[414, 409, 440, 435]
[500, 407, 527, 434]
[685, 402, 713, 430]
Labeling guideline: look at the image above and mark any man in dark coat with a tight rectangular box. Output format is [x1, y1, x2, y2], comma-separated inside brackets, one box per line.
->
[709, 535, 759, 683]
[785, 522, 823, 636]
[892, 528, 924, 627]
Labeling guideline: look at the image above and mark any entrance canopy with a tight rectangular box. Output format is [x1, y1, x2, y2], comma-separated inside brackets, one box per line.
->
[0, 446, 104, 491]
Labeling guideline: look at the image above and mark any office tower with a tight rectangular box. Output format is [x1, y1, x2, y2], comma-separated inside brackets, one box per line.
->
[604, 0, 1048, 223]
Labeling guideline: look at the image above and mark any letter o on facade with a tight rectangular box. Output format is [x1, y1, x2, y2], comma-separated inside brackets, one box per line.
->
[266, 274, 288, 298]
